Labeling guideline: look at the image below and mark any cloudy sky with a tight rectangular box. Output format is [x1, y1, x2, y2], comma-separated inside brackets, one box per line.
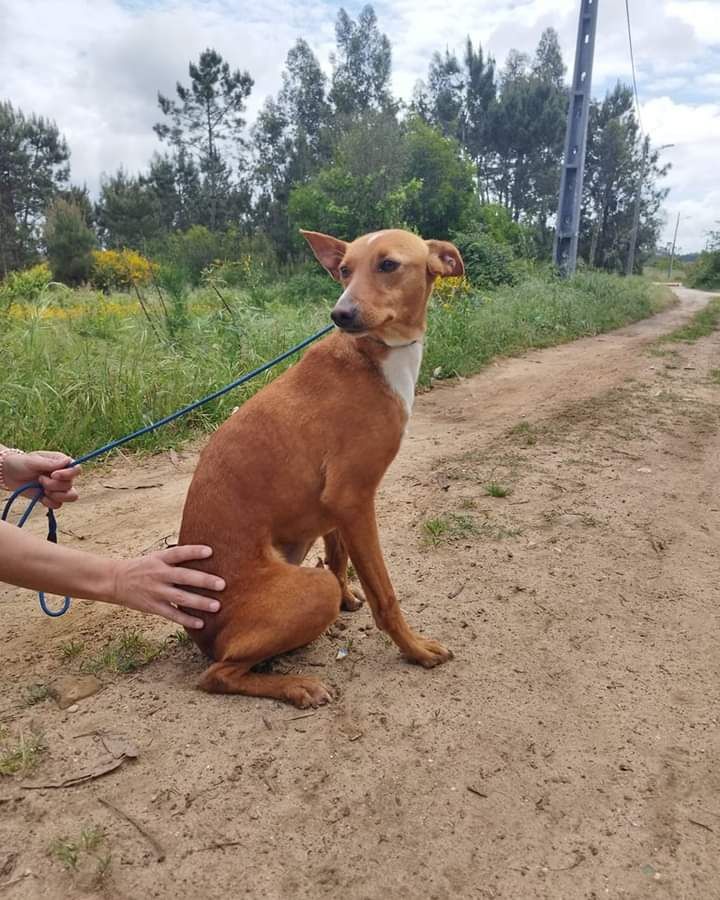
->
[1, 0, 717, 251]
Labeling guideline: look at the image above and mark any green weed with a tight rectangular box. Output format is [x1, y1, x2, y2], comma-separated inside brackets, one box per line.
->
[81, 629, 163, 675]
[0, 726, 46, 776]
[49, 825, 107, 871]
[423, 513, 479, 545]
[485, 481, 511, 498]
[59, 639, 84, 661]
[24, 683, 50, 706]
[508, 421, 538, 446]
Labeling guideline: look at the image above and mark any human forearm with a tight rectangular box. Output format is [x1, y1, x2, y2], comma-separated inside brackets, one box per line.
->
[0, 520, 116, 601]
[0, 521, 225, 628]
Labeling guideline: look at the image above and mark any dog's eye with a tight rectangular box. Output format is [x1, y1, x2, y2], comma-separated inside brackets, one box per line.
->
[378, 259, 399, 273]
[339, 265, 351, 279]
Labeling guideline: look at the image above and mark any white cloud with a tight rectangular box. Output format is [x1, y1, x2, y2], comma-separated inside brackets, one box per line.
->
[642, 96, 720, 251]
[0, 0, 717, 249]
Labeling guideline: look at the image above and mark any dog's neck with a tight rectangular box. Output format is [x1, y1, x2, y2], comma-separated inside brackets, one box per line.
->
[365, 334, 419, 349]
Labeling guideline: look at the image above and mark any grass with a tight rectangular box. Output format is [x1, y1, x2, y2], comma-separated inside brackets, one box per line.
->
[508, 421, 538, 446]
[49, 825, 109, 879]
[710, 368, 720, 385]
[484, 481, 511, 498]
[423, 513, 478, 545]
[81, 629, 163, 674]
[0, 270, 671, 455]
[59, 639, 84, 661]
[424, 511, 521, 545]
[643, 263, 686, 284]
[0, 726, 46, 775]
[421, 271, 672, 388]
[24, 683, 50, 706]
[659, 297, 720, 343]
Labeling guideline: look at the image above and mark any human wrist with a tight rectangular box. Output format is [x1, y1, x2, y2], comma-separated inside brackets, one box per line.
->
[0, 448, 24, 491]
[101, 558, 125, 606]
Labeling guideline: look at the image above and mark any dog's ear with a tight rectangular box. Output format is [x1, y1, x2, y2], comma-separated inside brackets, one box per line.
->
[426, 240, 464, 278]
[300, 230, 347, 282]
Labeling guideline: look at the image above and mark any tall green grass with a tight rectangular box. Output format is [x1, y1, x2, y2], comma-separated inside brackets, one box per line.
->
[421, 271, 671, 383]
[1, 273, 671, 456]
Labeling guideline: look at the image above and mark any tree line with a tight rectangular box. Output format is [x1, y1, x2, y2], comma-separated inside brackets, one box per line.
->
[0, 4, 668, 281]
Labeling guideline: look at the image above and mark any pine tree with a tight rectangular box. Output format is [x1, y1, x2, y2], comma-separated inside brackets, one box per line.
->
[0, 101, 70, 274]
[44, 198, 95, 285]
[154, 48, 253, 230]
[95, 169, 161, 250]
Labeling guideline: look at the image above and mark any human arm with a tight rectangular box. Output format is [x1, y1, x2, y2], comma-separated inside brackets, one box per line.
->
[0, 520, 224, 629]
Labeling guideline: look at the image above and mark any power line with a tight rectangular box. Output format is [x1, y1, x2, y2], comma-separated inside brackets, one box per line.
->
[624, 0, 643, 133]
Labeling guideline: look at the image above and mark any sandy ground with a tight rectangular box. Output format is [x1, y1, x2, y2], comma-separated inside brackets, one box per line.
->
[1, 287, 718, 899]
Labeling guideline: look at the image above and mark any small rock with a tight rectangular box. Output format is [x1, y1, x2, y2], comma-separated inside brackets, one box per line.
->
[67, 704, 79, 713]
[49, 675, 102, 709]
[637, 467, 652, 474]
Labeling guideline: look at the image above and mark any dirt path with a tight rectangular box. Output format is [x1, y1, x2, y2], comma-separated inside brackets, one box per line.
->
[1, 287, 718, 899]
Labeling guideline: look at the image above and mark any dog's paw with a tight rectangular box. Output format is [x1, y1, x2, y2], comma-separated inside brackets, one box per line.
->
[405, 636, 453, 669]
[284, 678, 334, 709]
[341, 588, 364, 612]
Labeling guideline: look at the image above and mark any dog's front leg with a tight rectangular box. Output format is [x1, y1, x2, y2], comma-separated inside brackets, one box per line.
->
[339, 503, 452, 668]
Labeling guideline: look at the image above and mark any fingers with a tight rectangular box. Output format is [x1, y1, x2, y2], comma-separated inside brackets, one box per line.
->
[45, 466, 81, 485]
[159, 544, 214, 566]
[170, 565, 225, 593]
[163, 586, 221, 612]
[146, 600, 205, 630]
[27, 452, 75, 474]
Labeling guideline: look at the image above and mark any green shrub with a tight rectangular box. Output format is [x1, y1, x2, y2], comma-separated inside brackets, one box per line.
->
[0, 262, 52, 304]
[452, 231, 518, 288]
[282, 268, 336, 305]
[686, 250, 720, 290]
[470, 204, 534, 257]
[163, 225, 224, 285]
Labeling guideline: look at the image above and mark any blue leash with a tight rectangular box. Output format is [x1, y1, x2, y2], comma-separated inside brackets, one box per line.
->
[2, 324, 334, 616]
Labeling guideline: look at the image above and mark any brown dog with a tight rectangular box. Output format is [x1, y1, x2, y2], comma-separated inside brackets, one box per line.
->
[178, 228, 463, 707]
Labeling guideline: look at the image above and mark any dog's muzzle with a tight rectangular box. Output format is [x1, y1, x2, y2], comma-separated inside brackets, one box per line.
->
[331, 291, 364, 332]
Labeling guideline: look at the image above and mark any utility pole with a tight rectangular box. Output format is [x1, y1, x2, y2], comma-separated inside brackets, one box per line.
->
[667, 212, 680, 280]
[553, 0, 600, 277]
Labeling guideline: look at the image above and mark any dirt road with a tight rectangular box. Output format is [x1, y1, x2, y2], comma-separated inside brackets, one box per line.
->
[1, 287, 718, 899]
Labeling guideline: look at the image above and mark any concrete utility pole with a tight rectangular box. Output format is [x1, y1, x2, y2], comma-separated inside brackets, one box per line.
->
[553, 0, 600, 277]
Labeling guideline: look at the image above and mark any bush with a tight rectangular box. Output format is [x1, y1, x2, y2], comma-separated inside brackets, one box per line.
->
[451, 231, 518, 288]
[471, 204, 534, 257]
[686, 250, 720, 290]
[163, 226, 225, 285]
[44, 199, 95, 286]
[0, 263, 52, 303]
[281, 268, 336, 305]
[90, 249, 156, 292]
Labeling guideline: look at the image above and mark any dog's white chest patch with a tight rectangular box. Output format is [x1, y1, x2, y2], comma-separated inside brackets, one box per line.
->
[381, 343, 423, 417]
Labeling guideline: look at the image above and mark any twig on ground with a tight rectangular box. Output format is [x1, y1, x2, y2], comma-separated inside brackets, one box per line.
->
[98, 796, 166, 862]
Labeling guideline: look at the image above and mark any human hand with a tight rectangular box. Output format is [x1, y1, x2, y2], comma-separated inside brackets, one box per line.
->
[110, 545, 225, 629]
[2, 451, 81, 508]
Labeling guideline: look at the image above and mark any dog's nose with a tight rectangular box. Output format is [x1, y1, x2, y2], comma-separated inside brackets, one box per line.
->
[331, 303, 360, 329]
